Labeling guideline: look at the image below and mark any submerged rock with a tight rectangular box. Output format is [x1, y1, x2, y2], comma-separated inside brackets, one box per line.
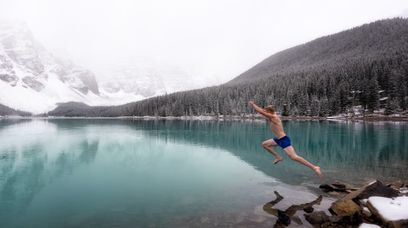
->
[303, 206, 314, 213]
[277, 210, 290, 226]
[305, 211, 331, 224]
[262, 191, 322, 227]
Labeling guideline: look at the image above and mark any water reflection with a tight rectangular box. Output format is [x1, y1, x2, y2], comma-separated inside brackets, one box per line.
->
[0, 119, 406, 227]
[2, 119, 407, 190]
[0, 121, 100, 226]
[1, 120, 281, 227]
[262, 191, 322, 227]
[117, 119, 408, 183]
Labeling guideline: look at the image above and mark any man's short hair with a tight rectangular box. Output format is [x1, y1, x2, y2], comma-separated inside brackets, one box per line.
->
[265, 105, 275, 114]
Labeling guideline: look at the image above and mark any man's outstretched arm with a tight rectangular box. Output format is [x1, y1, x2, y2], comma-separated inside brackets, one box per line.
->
[249, 101, 273, 119]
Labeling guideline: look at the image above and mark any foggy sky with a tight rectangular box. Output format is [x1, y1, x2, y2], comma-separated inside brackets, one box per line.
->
[1, 0, 408, 85]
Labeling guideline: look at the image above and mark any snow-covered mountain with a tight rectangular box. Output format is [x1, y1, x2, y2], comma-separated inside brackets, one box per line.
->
[0, 21, 222, 115]
[0, 21, 143, 114]
[0, 21, 99, 114]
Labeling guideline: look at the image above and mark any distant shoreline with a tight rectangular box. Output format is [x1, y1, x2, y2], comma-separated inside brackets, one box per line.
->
[1, 114, 408, 122]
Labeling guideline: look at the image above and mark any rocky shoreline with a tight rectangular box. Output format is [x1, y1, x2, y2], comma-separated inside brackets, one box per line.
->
[264, 180, 408, 228]
[168, 180, 407, 228]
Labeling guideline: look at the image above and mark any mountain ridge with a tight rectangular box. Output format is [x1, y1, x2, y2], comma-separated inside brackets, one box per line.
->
[26, 18, 408, 117]
[227, 18, 408, 85]
[0, 21, 221, 114]
[0, 103, 30, 116]
[0, 21, 104, 113]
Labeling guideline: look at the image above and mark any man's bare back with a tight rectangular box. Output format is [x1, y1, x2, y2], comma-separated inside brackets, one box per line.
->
[249, 101, 323, 178]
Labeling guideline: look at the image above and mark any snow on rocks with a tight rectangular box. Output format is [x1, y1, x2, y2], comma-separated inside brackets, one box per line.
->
[400, 187, 408, 195]
[367, 196, 408, 227]
[310, 180, 408, 227]
[359, 223, 381, 228]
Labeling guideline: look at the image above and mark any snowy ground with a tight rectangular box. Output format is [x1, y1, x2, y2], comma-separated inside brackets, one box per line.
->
[368, 196, 408, 221]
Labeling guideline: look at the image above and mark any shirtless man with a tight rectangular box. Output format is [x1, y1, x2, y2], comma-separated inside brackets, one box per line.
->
[249, 101, 322, 177]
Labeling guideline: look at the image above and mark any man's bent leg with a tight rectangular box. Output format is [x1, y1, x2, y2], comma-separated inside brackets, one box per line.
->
[283, 146, 322, 177]
[262, 139, 283, 164]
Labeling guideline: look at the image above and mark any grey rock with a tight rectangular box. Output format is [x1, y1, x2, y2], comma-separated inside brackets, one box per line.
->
[0, 54, 18, 84]
[0, 74, 18, 84]
[1, 29, 45, 75]
[22, 76, 45, 92]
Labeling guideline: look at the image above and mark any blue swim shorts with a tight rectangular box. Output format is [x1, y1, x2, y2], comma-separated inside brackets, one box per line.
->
[273, 135, 291, 149]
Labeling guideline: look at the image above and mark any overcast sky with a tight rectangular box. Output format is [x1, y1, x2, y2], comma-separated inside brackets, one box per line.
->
[1, 0, 408, 84]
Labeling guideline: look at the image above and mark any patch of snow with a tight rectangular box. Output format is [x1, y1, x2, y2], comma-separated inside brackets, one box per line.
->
[368, 196, 408, 221]
[360, 199, 368, 204]
[368, 180, 377, 185]
[327, 114, 344, 119]
[359, 223, 380, 228]
[363, 207, 370, 214]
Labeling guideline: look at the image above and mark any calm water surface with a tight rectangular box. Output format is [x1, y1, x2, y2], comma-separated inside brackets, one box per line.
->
[0, 119, 407, 227]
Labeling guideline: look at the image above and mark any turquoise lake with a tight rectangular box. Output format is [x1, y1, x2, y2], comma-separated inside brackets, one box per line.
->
[0, 119, 407, 227]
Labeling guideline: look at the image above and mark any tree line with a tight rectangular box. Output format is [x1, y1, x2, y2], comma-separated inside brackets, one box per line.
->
[48, 18, 408, 117]
[48, 53, 408, 117]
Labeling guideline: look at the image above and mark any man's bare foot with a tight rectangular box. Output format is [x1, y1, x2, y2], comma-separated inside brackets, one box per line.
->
[273, 157, 283, 165]
[313, 166, 323, 178]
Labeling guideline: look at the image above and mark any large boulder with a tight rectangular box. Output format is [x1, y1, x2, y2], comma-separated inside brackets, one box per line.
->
[330, 199, 361, 216]
[328, 180, 400, 224]
[387, 180, 405, 190]
[342, 180, 399, 202]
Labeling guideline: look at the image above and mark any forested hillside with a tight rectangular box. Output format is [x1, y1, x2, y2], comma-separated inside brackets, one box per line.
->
[0, 104, 31, 116]
[49, 18, 408, 117]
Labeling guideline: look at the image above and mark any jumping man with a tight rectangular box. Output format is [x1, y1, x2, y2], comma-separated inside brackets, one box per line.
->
[249, 101, 322, 177]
